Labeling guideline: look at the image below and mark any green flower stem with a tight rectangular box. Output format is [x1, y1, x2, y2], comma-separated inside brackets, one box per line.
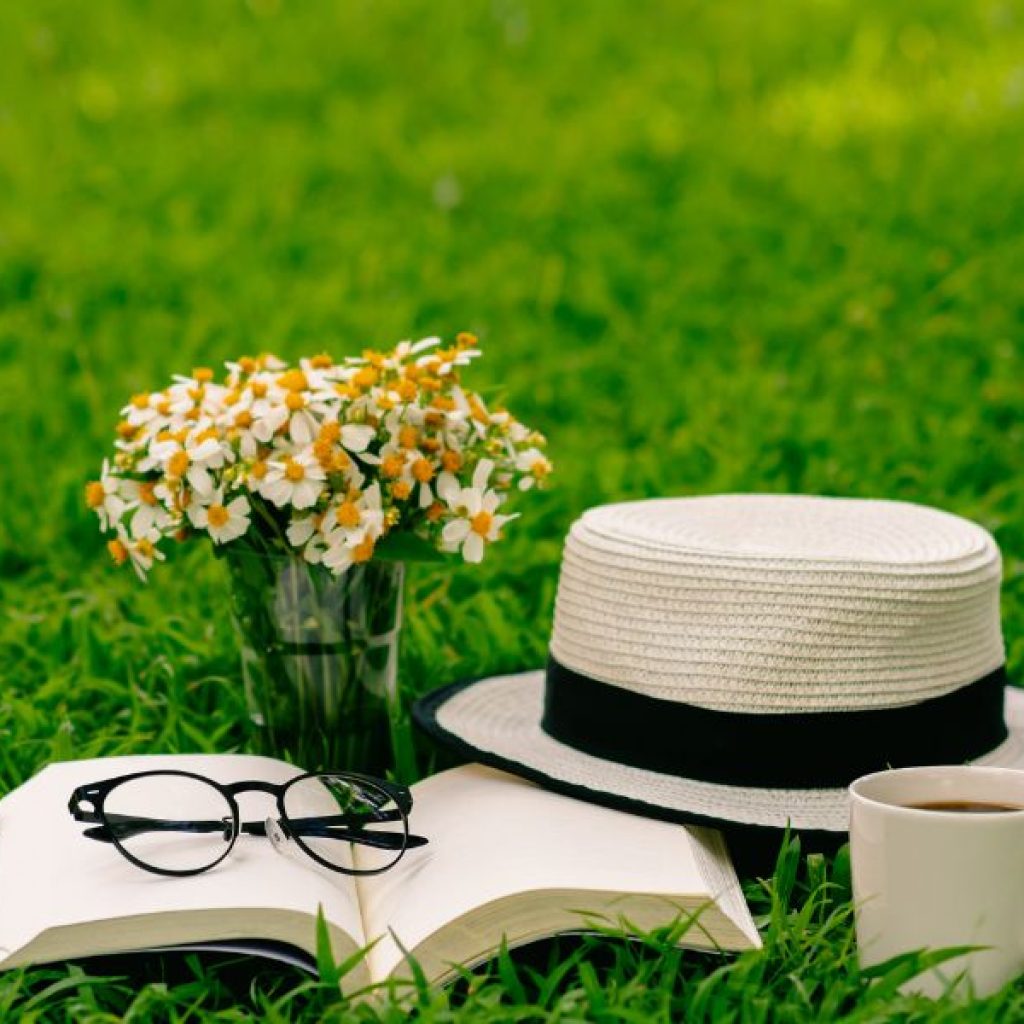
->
[224, 548, 404, 773]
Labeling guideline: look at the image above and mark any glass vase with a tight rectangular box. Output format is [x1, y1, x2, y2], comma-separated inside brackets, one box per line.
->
[223, 549, 405, 774]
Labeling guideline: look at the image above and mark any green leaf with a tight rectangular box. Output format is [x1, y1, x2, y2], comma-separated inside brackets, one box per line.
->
[314, 905, 341, 989]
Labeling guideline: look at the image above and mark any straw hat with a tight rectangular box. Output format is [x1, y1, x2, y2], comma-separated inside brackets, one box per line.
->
[413, 494, 1024, 835]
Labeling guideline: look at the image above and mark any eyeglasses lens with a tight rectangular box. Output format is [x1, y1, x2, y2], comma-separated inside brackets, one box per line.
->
[103, 773, 236, 874]
[282, 774, 408, 873]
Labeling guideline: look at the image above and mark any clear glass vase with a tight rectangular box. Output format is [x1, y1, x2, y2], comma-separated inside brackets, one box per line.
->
[223, 549, 405, 774]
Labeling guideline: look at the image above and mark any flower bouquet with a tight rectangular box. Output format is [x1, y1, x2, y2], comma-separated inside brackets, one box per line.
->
[88, 333, 551, 770]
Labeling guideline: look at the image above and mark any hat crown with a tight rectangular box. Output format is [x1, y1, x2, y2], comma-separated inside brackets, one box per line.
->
[580, 494, 997, 567]
[551, 494, 1004, 714]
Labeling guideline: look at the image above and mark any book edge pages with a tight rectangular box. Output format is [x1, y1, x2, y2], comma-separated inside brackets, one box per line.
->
[385, 886, 761, 985]
[686, 827, 762, 949]
[0, 907, 367, 989]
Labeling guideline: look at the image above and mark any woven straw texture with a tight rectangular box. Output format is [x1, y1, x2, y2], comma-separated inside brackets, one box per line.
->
[550, 495, 1004, 712]
[433, 671, 1024, 831]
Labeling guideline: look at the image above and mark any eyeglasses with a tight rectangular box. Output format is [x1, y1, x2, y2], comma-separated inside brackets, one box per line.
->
[68, 769, 428, 877]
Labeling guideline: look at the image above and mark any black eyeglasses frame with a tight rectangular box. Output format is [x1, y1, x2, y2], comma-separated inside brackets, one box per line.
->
[68, 769, 426, 878]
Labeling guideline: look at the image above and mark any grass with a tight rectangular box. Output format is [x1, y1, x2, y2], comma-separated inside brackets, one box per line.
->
[1, 0, 1023, 1018]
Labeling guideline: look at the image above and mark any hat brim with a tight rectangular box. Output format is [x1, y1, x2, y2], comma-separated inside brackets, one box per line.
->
[413, 671, 1024, 836]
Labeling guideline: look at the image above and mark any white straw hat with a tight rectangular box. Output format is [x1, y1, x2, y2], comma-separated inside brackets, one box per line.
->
[414, 495, 1024, 836]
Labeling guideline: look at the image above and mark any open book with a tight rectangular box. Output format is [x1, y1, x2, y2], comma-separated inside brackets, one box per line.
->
[0, 754, 759, 989]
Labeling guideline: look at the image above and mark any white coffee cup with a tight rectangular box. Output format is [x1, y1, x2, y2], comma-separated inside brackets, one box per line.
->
[850, 765, 1024, 998]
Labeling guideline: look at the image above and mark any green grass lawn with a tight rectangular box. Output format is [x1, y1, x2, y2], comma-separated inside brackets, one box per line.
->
[2, 0, 1024, 1018]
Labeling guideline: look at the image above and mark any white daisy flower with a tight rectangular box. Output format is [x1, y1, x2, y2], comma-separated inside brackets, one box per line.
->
[323, 482, 385, 546]
[111, 524, 166, 582]
[120, 391, 168, 430]
[261, 449, 326, 510]
[438, 459, 518, 563]
[85, 460, 129, 531]
[249, 391, 290, 444]
[145, 431, 229, 497]
[285, 515, 329, 564]
[415, 341, 481, 375]
[182, 432, 232, 496]
[187, 491, 251, 544]
[515, 447, 553, 490]
[118, 478, 175, 537]
[322, 529, 377, 575]
[321, 537, 357, 574]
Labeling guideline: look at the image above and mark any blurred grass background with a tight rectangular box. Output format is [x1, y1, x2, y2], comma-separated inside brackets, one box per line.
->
[1, 0, 1024, 1017]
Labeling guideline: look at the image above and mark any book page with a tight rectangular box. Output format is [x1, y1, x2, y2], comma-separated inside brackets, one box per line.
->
[356, 764, 755, 981]
[0, 754, 364, 968]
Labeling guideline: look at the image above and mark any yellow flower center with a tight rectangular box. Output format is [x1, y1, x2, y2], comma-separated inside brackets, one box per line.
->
[251, 460, 268, 480]
[456, 331, 477, 348]
[136, 538, 155, 558]
[238, 356, 258, 374]
[531, 458, 551, 480]
[115, 420, 136, 440]
[381, 454, 405, 479]
[412, 458, 434, 483]
[336, 501, 361, 527]
[157, 399, 172, 416]
[319, 421, 341, 444]
[285, 391, 305, 411]
[138, 481, 158, 505]
[207, 504, 230, 528]
[85, 481, 105, 508]
[310, 353, 333, 369]
[392, 481, 412, 501]
[312, 439, 334, 469]
[235, 410, 253, 429]
[353, 366, 379, 390]
[425, 501, 445, 522]
[399, 425, 419, 449]
[441, 450, 462, 473]
[396, 379, 418, 402]
[167, 451, 189, 478]
[431, 394, 456, 412]
[330, 450, 351, 473]
[250, 381, 268, 398]
[470, 511, 493, 537]
[278, 369, 309, 392]
[107, 539, 129, 566]
[352, 536, 375, 563]
[131, 393, 149, 410]
[284, 458, 305, 482]
[193, 367, 214, 383]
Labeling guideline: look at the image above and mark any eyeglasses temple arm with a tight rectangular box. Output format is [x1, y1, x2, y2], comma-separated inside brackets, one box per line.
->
[75, 810, 426, 852]
[81, 813, 233, 843]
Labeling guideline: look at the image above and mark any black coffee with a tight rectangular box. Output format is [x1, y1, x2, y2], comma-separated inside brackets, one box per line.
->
[906, 800, 1024, 814]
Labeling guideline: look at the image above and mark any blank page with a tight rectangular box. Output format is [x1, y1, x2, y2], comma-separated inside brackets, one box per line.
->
[357, 764, 740, 980]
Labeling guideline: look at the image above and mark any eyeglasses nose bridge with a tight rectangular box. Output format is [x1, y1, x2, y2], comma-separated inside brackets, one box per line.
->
[265, 816, 288, 855]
